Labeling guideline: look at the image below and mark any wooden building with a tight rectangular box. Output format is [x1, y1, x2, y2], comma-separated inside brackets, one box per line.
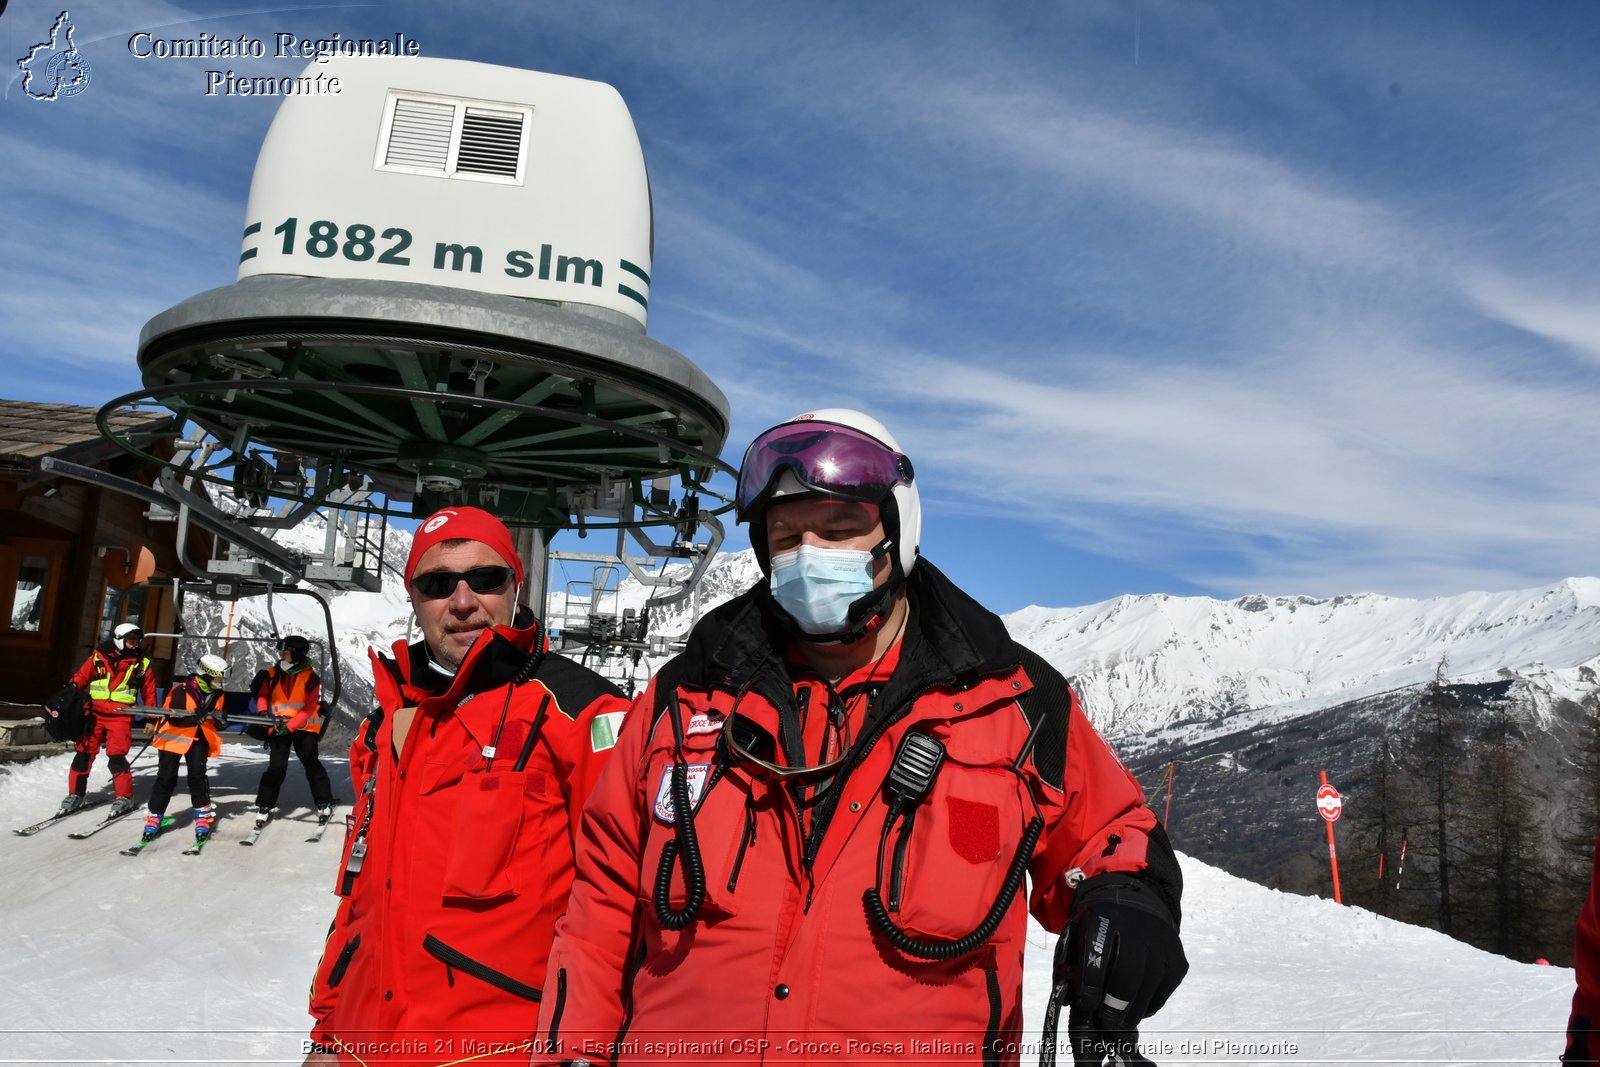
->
[0, 399, 195, 710]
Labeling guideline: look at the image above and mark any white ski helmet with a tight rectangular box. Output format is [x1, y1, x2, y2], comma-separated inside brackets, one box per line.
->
[113, 622, 143, 642]
[737, 408, 921, 640]
[197, 654, 229, 678]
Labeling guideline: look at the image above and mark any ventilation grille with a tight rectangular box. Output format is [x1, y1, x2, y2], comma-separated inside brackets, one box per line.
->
[384, 99, 455, 170]
[378, 95, 529, 183]
[456, 109, 524, 176]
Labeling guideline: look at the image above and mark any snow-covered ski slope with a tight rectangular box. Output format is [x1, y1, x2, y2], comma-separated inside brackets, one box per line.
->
[0, 744, 1579, 1064]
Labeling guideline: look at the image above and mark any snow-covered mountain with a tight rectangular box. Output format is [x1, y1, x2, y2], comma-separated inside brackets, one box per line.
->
[1008, 579, 1600, 740]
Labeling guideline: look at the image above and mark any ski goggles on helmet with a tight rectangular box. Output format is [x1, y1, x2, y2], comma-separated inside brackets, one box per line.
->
[410, 565, 515, 599]
[736, 422, 914, 521]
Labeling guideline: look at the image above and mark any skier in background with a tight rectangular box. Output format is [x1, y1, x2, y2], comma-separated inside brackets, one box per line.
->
[57, 622, 155, 817]
[138, 653, 229, 846]
[251, 634, 334, 828]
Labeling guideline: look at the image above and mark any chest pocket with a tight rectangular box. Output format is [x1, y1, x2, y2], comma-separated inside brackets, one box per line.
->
[638, 729, 755, 924]
[887, 724, 1036, 943]
[416, 719, 532, 905]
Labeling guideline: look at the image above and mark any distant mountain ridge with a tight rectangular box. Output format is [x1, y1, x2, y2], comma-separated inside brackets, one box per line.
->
[1005, 577, 1600, 741]
[606, 551, 1600, 742]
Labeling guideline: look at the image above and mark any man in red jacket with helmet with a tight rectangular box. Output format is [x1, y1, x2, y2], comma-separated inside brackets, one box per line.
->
[535, 409, 1187, 1067]
[305, 507, 629, 1066]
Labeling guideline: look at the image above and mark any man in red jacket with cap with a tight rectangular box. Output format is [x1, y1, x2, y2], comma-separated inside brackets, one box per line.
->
[305, 507, 630, 1066]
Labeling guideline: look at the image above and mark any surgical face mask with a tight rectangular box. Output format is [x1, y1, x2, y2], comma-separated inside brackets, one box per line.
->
[279, 657, 294, 670]
[769, 544, 876, 635]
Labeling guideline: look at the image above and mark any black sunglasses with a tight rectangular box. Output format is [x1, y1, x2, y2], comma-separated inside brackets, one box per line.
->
[410, 565, 515, 599]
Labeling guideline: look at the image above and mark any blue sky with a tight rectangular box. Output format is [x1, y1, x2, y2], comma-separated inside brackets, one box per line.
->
[4, 1, 1599, 615]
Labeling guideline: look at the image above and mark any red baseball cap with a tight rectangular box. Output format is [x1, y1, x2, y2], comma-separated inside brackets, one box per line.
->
[404, 507, 524, 588]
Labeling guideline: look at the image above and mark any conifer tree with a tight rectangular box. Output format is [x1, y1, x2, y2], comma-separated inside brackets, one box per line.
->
[1405, 661, 1466, 937]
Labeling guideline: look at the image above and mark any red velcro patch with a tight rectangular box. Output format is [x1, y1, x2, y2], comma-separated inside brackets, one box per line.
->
[947, 797, 1001, 864]
[523, 771, 547, 796]
[479, 774, 500, 791]
[498, 721, 528, 757]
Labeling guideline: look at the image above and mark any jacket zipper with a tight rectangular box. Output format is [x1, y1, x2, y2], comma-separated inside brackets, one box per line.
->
[888, 809, 916, 912]
[982, 965, 1001, 1067]
[544, 967, 567, 1052]
[326, 932, 361, 989]
[801, 681, 942, 882]
[727, 795, 757, 894]
[422, 933, 541, 1002]
[613, 936, 647, 1055]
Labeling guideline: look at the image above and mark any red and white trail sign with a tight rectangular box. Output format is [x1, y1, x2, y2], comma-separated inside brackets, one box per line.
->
[1316, 782, 1343, 822]
[1318, 771, 1344, 904]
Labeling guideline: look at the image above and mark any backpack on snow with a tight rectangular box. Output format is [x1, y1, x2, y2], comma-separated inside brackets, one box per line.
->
[43, 684, 90, 742]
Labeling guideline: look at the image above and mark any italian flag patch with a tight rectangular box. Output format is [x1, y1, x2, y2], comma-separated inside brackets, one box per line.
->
[590, 711, 626, 752]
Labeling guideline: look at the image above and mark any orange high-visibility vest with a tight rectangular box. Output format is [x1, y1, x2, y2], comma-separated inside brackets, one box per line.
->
[153, 681, 222, 756]
[262, 667, 323, 734]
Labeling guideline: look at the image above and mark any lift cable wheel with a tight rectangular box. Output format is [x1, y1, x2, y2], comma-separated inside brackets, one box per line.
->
[96, 375, 735, 533]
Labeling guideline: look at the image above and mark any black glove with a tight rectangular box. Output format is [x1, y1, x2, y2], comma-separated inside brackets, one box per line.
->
[1064, 873, 1187, 1066]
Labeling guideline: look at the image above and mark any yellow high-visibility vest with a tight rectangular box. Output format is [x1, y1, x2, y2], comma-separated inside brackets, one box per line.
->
[87, 654, 149, 705]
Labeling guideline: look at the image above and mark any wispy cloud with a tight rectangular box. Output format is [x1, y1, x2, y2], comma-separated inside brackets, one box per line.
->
[1463, 273, 1600, 368]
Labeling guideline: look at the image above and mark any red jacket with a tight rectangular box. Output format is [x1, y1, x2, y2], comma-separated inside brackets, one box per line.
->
[535, 560, 1181, 1066]
[308, 613, 629, 1065]
[70, 646, 156, 712]
[1570, 834, 1600, 1062]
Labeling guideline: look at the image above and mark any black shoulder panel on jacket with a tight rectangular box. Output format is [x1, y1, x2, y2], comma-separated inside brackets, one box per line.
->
[536, 653, 626, 713]
[648, 655, 691, 733]
[1013, 643, 1071, 791]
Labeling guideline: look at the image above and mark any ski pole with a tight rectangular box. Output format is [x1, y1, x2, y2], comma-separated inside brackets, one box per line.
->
[1394, 828, 1407, 891]
[127, 734, 155, 769]
[1162, 761, 1175, 829]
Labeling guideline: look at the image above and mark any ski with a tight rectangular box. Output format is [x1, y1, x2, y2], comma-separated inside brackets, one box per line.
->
[182, 836, 213, 856]
[12, 799, 107, 837]
[119, 817, 176, 857]
[306, 808, 336, 843]
[239, 815, 271, 846]
[67, 806, 144, 840]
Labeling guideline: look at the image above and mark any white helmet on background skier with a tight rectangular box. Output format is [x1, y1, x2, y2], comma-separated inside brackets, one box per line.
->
[113, 622, 143, 644]
[196, 655, 228, 687]
[735, 408, 920, 642]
